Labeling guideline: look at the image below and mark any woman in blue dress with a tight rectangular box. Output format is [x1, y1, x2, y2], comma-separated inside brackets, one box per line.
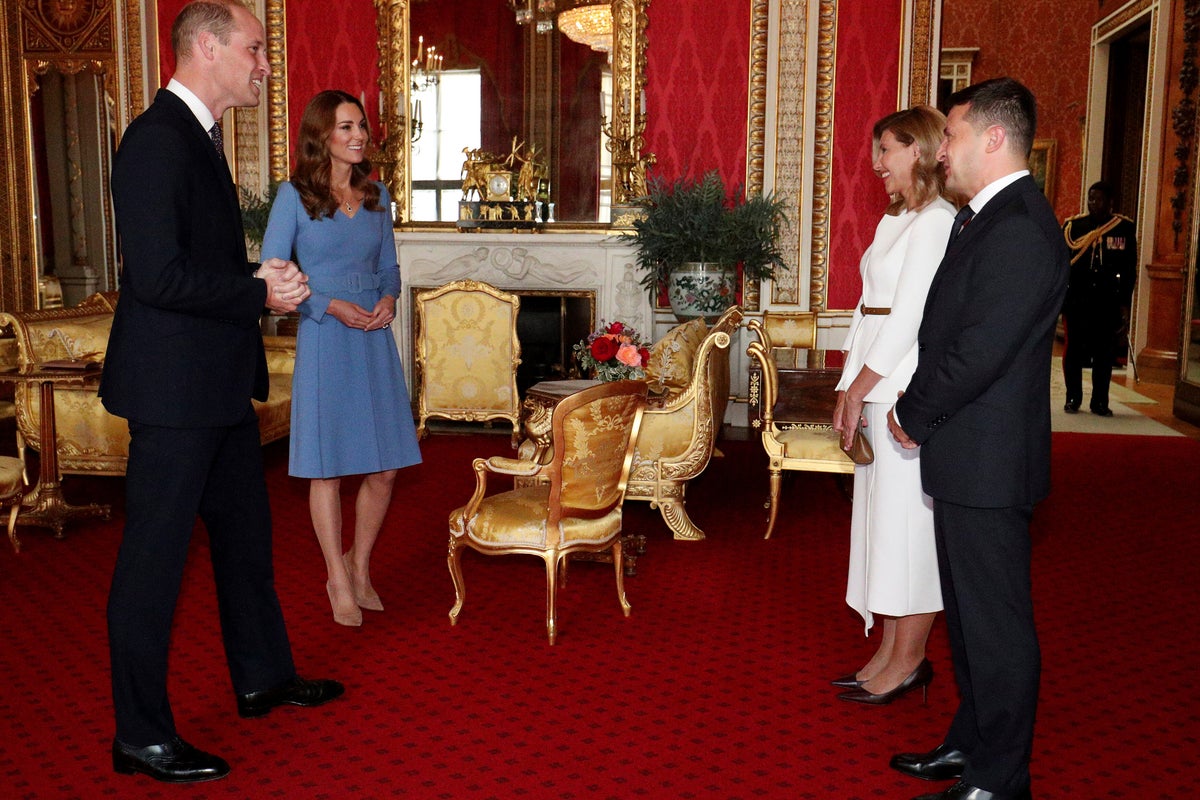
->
[262, 90, 421, 627]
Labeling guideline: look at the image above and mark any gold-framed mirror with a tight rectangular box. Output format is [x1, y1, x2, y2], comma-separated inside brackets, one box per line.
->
[373, 0, 650, 227]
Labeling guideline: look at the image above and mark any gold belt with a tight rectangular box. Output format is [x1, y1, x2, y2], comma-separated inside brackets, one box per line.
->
[860, 305, 891, 315]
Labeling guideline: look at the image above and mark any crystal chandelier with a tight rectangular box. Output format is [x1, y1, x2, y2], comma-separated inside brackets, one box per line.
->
[556, 2, 612, 53]
[508, 0, 613, 52]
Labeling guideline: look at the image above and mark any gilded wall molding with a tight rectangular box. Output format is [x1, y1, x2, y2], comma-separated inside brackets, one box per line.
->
[1096, 0, 1154, 40]
[1, 2, 36, 310]
[375, 0, 411, 223]
[120, 0, 144, 121]
[807, 0, 835, 313]
[744, 0, 770, 311]
[266, 0, 288, 183]
[770, 0, 810, 307]
[905, 0, 938, 108]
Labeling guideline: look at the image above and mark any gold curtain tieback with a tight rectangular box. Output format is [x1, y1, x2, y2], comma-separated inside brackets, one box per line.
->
[860, 305, 891, 315]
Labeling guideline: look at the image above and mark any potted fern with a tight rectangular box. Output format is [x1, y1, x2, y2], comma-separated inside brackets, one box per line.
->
[621, 170, 788, 321]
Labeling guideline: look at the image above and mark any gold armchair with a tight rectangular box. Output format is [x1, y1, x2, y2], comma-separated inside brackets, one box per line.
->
[625, 305, 743, 540]
[0, 292, 129, 475]
[447, 380, 647, 645]
[746, 312, 854, 539]
[415, 280, 522, 447]
[0, 292, 296, 476]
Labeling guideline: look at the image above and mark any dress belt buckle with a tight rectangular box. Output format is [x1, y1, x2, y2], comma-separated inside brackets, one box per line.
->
[347, 273, 362, 293]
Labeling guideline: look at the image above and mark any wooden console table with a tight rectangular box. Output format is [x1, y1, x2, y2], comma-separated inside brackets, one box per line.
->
[0, 365, 112, 537]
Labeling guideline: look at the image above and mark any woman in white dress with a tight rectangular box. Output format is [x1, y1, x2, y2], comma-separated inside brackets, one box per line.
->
[831, 106, 954, 704]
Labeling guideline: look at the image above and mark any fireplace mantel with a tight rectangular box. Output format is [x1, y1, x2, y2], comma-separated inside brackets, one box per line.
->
[392, 231, 652, 392]
[391, 230, 854, 427]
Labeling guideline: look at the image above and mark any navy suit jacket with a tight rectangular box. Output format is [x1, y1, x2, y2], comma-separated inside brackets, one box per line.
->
[102, 89, 270, 428]
[896, 175, 1069, 508]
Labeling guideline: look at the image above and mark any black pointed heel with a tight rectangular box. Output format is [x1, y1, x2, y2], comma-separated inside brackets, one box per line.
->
[830, 671, 865, 688]
[837, 659, 933, 705]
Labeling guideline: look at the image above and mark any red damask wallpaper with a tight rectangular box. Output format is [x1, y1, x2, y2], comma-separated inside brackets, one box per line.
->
[828, 0, 903, 310]
[643, 0, 751, 192]
[284, 0, 382, 159]
[943, 0, 1097, 224]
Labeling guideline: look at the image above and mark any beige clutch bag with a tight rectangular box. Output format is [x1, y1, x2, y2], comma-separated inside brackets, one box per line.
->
[845, 418, 874, 465]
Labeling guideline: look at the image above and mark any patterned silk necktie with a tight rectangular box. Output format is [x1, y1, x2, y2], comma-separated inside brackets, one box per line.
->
[209, 122, 224, 159]
[947, 204, 975, 250]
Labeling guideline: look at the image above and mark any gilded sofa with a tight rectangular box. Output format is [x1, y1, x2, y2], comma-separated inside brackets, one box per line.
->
[625, 305, 743, 540]
[0, 292, 296, 476]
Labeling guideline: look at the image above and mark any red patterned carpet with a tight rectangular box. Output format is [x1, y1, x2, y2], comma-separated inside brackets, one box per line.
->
[1, 431, 1197, 799]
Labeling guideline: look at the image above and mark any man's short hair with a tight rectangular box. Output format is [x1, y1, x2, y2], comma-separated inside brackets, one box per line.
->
[1089, 180, 1115, 199]
[946, 77, 1037, 159]
[171, 1, 245, 63]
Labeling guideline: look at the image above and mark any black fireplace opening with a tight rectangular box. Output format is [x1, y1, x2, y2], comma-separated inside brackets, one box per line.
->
[514, 291, 595, 394]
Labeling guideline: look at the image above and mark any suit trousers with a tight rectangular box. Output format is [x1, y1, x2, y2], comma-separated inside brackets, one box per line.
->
[935, 500, 1040, 795]
[1062, 305, 1121, 411]
[107, 406, 295, 745]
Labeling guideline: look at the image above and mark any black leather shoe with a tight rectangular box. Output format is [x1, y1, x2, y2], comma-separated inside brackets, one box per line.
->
[831, 671, 865, 688]
[839, 659, 932, 705]
[112, 736, 230, 783]
[1063, 401, 1080, 414]
[890, 743, 969, 781]
[913, 780, 1032, 800]
[1090, 406, 1114, 417]
[237, 676, 345, 718]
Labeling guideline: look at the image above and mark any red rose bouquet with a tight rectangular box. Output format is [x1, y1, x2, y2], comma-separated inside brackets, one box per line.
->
[573, 320, 651, 381]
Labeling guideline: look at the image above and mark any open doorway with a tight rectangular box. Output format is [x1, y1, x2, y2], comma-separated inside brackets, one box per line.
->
[1101, 20, 1150, 220]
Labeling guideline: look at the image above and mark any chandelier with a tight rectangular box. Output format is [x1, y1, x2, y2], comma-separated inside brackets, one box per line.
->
[508, 0, 613, 53]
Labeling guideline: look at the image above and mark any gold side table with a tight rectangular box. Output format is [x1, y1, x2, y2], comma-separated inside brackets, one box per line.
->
[0, 365, 112, 538]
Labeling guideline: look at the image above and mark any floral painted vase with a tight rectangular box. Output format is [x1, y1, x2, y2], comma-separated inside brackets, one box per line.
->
[667, 262, 737, 322]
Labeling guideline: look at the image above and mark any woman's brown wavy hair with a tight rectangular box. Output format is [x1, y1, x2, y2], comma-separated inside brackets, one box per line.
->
[872, 105, 948, 215]
[291, 89, 382, 220]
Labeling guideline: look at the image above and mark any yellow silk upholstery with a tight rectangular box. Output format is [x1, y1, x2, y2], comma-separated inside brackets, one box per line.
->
[0, 455, 27, 552]
[746, 313, 855, 539]
[447, 380, 647, 645]
[644, 318, 707, 400]
[415, 280, 521, 446]
[624, 306, 742, 540]
[0, 293, 296, 476]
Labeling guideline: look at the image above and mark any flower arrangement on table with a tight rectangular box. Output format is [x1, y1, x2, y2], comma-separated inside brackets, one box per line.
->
[573, 321, 651, 381]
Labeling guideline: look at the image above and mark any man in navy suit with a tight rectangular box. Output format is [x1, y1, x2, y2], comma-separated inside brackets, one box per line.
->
[886, 78, 1069, 800]
[103, 0, 342, 783]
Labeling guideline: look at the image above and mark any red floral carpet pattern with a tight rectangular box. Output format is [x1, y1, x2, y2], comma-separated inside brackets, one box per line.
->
[1, 432, 1197, 798]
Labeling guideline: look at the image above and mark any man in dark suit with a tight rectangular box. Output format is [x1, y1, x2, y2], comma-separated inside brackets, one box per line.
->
[886, 78, 1069, 800]
[103, 0, 342, 784]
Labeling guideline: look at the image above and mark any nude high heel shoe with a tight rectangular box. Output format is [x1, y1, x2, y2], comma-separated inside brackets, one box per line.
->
[343, 553, 383, 611]
[326, 582, 362, 627]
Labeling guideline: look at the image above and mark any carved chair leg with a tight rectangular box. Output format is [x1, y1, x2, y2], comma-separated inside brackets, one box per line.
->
[545, 553, 560, 645]
[447, 536, 466, 625]
[764, 468, 782, 540]
[657, 497, 705, 541]
[613, 539, 631, 616]
[7, 502, 20, 553]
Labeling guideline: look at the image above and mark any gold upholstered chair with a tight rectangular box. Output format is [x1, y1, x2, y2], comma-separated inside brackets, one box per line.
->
[447, 380, 647, 645]
[746, 312, 854, 539]
[624, 305, 742, 540]
[0, 455, 27, 552]
[415, 280, 522, 447]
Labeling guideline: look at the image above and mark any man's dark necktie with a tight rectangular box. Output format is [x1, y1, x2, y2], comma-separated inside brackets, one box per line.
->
[209, 123, 224, 160]
[947, 204, 975, 251]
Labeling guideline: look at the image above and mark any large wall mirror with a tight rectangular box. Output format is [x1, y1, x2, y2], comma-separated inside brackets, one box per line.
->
[374, 0, 650, 227]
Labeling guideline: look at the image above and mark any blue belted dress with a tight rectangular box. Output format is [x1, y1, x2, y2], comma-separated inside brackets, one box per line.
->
[262, 181, 421, 479]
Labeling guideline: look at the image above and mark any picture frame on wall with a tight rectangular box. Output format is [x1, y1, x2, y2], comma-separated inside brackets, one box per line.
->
[1029, 138, 1057, 200]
